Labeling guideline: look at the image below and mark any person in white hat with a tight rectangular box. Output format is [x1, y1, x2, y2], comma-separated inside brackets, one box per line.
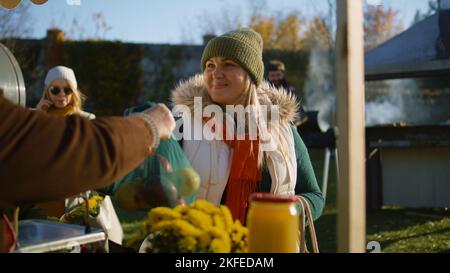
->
[35, 66, 134, 243]
[36, 66, 95, 119]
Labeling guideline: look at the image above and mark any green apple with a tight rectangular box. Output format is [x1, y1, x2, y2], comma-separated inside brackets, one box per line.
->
[173, 168, 201, 197]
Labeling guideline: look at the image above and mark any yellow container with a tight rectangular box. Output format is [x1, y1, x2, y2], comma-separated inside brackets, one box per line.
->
[247, 193, 299, 253]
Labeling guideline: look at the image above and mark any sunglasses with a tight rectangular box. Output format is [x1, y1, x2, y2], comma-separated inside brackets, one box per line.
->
[49, 86, 73, 95]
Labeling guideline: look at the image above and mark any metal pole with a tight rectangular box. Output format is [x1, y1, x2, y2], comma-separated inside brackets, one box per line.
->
[322, 148, 331, 203]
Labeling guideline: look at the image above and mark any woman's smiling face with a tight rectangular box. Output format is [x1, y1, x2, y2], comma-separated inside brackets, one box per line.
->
[203, 57, 248, 106]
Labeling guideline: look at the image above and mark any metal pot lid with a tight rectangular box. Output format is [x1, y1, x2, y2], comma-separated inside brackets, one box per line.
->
[0, 43, 26, 106]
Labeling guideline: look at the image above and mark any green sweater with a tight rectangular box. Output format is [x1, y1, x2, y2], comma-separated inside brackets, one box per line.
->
[286, 127, 324, 221]
[100, 102, 324, 222]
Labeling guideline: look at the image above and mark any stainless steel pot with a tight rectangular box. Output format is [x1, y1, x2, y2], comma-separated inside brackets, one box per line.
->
[0, 43, 26, 106]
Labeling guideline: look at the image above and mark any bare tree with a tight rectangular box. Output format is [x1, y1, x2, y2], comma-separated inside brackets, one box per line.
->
[196, 4, 243, 37]
[92, 12, 112, 40]
[65, 12, 112, 41]
[179, 17, 198, 45]
[188, 0, 269, 42]
[0, 2, 34, 42]
[300, 0, 336, 50]
[246, 0, 268, 19]
[0, 2, 38, 77]
[67, 18, 87, 40]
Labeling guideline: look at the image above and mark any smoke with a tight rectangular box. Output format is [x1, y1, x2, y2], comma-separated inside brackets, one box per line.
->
[365, 79, 433, 126]
[303, 50, 336, 132]
[303, 49, 435, 128]
[365, 99, 404, 126]
[302, 46, 450, 128]
[365, 80, 408, 126]
[303, 50, 335, 109]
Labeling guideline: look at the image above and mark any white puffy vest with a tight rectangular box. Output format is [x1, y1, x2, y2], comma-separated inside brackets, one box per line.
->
[182, 117, 297, 206]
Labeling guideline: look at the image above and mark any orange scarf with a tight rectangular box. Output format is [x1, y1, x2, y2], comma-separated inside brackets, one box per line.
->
[205, 117, 262, 224]
[223, 137, 262, 224]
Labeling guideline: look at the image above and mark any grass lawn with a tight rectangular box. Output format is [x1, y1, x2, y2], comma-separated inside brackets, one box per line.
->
[114, 148, 450, 253]
[308, 148, 450, 253]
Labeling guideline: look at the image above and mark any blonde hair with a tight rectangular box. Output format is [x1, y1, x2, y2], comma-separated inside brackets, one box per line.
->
[245, 76, 290, 169]
[42, 79, 86, 113]
[205, 73, 290, 169]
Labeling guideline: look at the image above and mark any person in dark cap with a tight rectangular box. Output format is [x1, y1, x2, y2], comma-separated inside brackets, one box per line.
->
[267, 60, 308, 126]
[266, 60, 296, 96]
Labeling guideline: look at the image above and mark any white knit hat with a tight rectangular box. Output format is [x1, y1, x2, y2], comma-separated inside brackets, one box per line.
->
[44, 66, 78, 89]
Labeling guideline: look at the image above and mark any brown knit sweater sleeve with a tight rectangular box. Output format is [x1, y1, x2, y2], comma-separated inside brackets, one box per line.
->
[0, 95, 154, 208]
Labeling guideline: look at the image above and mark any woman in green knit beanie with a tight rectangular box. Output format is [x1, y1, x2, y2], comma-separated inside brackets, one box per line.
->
[171, 28, 324, 225]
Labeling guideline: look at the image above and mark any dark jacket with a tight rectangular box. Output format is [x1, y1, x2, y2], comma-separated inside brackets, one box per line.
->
[0, 94, 155, 209]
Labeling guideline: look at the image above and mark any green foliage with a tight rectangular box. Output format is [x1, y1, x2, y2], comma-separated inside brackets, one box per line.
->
[63, 41, 143, 116]
[141, 45, 188, 104]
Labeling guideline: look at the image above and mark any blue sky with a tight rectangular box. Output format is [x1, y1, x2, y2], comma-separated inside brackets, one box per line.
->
[17, 0, 431, 44]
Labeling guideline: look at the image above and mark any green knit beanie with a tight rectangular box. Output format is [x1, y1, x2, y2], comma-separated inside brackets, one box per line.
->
[201, 28, 264, 87]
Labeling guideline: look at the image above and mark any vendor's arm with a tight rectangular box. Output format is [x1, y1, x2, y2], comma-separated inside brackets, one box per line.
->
[0, 95, 173, 208]
[98, 103, 192, 196]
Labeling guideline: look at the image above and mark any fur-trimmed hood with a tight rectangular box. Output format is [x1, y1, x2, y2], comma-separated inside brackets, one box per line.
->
[171, 74, 300, 202]
[171, 74, 300, 125]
